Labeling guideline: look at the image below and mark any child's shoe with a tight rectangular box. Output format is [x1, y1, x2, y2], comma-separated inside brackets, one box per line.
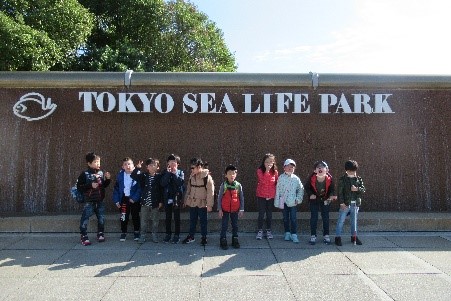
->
[266, 230, 274, 239]
[335, 236, 342, 246]
[151, 233, 159, 243]
[291, 234, 299, 243]
[182, 235, 195, 244]
[97, 232, 105, 243]
[120, 233, 127, 242]
[81, 235, 91, 246]
[232, 237, 240, 249]
[133, 231, 140, 241]
[323, 235, 331, 245]
[284, 232, 292, 241]
[351, 236, 363, 245]
[171, 235, 180, 244]
[137, 237, 146, 244]
[201, 236, 207, 246]
[163, 234, 171, 243]
[220, 238, 228, 250]
[309, 235, 316, 245]
[256, 230, 263, 240]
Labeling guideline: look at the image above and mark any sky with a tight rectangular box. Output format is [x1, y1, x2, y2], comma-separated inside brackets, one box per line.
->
[190, 0, 451, 75]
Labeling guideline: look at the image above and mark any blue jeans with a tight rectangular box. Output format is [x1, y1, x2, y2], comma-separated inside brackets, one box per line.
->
[188, 206, 208, 237]
[283, 204, 297, 234]
[335, 204, 358, 236]
[80, 201, 105, 236]
[309, 200, 330, 236]
[220, 211, 238, 239]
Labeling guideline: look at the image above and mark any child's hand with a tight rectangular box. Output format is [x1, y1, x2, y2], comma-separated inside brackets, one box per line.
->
[104, 172, 111, 179]
[340, 203, 347, 210]
[218, 210, 223, 218]
[92, 182, 99, 188]
[207, 206, 212, 212]
[330, 196, 337, 201]
[115, 202, 121, 208]
[238, 211, 244, 218]
[136, 160, 143, 169]
[351, 185, 358, 192]
[309, 195, 317, 200]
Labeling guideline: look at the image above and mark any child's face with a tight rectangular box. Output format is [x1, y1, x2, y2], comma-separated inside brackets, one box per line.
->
[146, 163, 159, 174]
[190, 165, 201, 175]
[264, 157, 275, 171]
[88, 158, 101, 170]
[284, 164, 295, 175]
[346, 170, 357, 177]
[167, 160, 178, 171]
[315, 165, 328, 177]
[122, 160, 135, 174]
[225, 170, 237, 183]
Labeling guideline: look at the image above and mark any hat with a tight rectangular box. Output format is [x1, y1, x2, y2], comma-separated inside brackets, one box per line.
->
[314, 161, 328, 169]
[284, 159, 296, 167]
[225, 164, 237, 173]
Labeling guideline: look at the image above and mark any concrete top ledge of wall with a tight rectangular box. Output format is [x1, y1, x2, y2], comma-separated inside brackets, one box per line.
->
[2, 71, 451, 89]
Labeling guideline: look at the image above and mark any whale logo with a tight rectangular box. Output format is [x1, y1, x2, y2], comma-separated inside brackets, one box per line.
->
[13, 92, 57, 121]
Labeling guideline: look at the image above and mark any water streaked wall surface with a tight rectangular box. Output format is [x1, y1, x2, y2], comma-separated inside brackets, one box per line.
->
[1, 72, 449, 213]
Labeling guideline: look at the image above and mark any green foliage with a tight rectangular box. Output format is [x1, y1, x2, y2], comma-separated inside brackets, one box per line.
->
[0, 0, 95, 70]
[1, 0, 236, 71]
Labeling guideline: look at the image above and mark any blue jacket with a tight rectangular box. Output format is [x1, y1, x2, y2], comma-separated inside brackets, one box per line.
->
[160, 169, 185, 206]
[113, 169, 141, 204]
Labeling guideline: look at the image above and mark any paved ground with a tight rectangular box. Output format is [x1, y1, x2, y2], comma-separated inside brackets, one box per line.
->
[1, 232, 450, 301]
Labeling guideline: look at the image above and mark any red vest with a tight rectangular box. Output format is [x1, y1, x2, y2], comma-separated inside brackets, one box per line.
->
[221, 181, 241, 212]
[310, 173, 332, 197]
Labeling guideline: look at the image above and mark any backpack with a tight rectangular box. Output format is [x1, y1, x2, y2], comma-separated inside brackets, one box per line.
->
[70, 171, 90, 204]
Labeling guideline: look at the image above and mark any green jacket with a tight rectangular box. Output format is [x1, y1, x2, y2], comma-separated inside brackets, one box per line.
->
[337, 174, 365, 206]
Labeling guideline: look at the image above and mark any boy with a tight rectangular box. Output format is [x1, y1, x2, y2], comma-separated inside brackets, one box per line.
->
[131, 158, 163, 244]
[77, 152, 111, 246]
[335, 160, 366, 246]
[160, 154, 185, 244]
[113, 157, 141, 241]
[217, 164, 244, 250]
[304, 161, 337, 245]
[274, 159, 304, 243]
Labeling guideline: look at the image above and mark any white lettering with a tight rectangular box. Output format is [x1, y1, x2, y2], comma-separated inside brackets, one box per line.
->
[200, 93, 218, 113]
[218, 93, 237, 113]
[182, 93, 198, 113]
[336, 93, 352, 113]
[276, 93, 292, 113]
[97, 92, 116, 112]
[375, 94, 394, 113]
[118, 93, 138, 112]
[243, 94, 260, 113]
[79, 92, 96, 112]
[293, 93, 310, 113]
[353, 94, 373, 114]
[320, 94, 337, 113]
[154, 93, 174, 113]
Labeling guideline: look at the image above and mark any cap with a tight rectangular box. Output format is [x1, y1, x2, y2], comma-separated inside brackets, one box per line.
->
[284, 159, 296, 167]
[225, 164, 237, 173]
[314, 160, 328, 169]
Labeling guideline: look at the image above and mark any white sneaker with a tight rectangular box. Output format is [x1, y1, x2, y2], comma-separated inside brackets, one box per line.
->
[284, 232, 292, 241]
[266, 230, 274, 239]
[309, 235, 316, 245]
[256, 230, 263, 240]
[323, 235, 331, 244]
[291, 234, 300, 243]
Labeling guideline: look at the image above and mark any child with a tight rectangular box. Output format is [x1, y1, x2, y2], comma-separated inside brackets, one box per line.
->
[113, 157, 141, 242]
[335, 160, 366, 246]
[182, 158, 214, 246]
[131, 158, 163, 244]
[255, 153, 278, 240]
[304, 161, 337, 245]
[274, 159, 304, 243]
[160, 154, 185, 244]
[217, 164, 244, 250]
[77, 152, 111, 246]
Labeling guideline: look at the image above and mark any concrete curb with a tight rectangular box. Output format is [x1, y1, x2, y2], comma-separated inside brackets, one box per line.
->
[1, 212, 450, 233]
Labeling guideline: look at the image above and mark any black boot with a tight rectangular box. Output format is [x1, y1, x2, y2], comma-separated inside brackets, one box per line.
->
[351, 236, 363, 245]
[232, 237, 240, 249]
[220, 238, 228, 250]
[335, 236, 342, 246]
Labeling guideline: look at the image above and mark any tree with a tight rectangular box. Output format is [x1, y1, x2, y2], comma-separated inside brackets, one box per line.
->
[0, 0, 94, 71]
[74, 0, 237, 72]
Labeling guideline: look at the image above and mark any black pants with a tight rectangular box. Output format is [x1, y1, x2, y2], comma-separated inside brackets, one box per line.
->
[257, 197, 273, 230]
[165, 203, 180, 236]
[120, 197, 141, 233]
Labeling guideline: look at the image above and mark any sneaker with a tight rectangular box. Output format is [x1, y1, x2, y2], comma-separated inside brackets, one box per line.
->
[291, 234, 299, 243]
[182, 235, 195, 244]
[220, 238, 228, 250]
[133, 232, 140, 241]
[163, 234, 171, 243]
[171, 235, 180, 244]
[266, 230, 274, 239]
[81, 235, 91, 246]
[137, 237, 146, 244]
[335, 236, 342, 246]
[97, 232, 105, 242]
[351, 236, 363, 245]
[120, 233, 127, 241]
[324, 235, 331, 245]
[256, 230, 263, 240]
[151, 233, 158, 243]
[309, 235, 316, 245]
[284, 232, 292, 241]
[201, 236, 207, 246]
[232, 237, 240, 249]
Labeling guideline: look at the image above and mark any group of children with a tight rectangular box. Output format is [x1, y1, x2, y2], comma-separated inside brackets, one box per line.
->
[77, 152, 365, 249]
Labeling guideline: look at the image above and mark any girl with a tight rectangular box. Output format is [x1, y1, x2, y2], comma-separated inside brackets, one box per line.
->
[255, 153, 278, 239]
